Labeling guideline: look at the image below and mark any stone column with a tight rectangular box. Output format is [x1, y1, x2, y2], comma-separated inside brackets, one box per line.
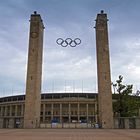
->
[124, 118, 129, 129]
[3, 106, 5, 116]
[136, 118, 140, 129]
[114, 118, 119, 129]
[2, 106, 4, 116]
[95, 10, 113, 128]
[9, 118, 15, 128]
[0, 107, 1, 116]
[60, 103, 62, 123]
[78, 103, 80, 122]
[86, 104, 89, 122]
[4, 106, 7, 116]
[15, 105, 18, 116]
[51, 104, 54, 121]
[10, 105, 12, 117]
[1, 106, 3, 116]
[21, 104, 24, 116]
[20, 118, 24, 128]
[69, 103, 71, 123]
[94, 102, 98, 123]
[0, 118, 3, 128]
[0, 107, 1, 117]
[24, 11, 45, 128]
[43, 104, 45, 122]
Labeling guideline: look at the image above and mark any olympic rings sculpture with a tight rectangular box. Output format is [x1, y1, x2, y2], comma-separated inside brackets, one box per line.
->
[56, 38, 81, 47]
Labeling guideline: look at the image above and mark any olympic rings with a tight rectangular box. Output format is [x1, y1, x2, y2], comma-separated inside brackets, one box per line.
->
[56, 38, 81, 47]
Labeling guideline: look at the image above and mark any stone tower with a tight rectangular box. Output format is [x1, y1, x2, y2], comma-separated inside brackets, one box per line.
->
[24, 11, 44, 128]
[95, 11, 113, 128]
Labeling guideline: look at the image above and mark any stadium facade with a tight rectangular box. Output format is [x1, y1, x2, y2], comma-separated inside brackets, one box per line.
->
[0, 93, 97, 128]
[0, 93, 140, 128]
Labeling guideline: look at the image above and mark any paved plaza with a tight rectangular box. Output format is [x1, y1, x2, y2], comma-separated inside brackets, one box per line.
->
[0, 129, 139, 140]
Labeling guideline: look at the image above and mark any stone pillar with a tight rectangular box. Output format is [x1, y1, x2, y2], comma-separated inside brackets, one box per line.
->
[60, 103, 62, 123]
[10, 105, 12, 117]
[2, 107, 4, 117]
[9, 118, 15, 128]
[5, 119, 9, 128]
[69, 103, 71, 123]
[43, 104, 45, 122]
[95, 10, 113, 128]
[78, 103, 80, 122]
[24, 11, 44, 128]
[21, 104, 24, 116]
[94, 102, 98, 123]
[51, 104, 54, 121]
[136, 118, 140, 129]
[0, 107, 1, 116]
[3, 106, 5, 116]
[15, 105, 18, 116]
[20, 118, 24, 128]
[139, 109, 140, 116]
[5, 106, 7, 116]
[1, 106, 3, 116]
[86, 104, 89, 122]
[114, 118, 119, 129]
[124, 118, 129, 129]
[0, 118, 4, 128]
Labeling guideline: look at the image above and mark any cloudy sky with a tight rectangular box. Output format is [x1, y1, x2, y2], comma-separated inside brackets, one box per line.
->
[0, 0, 140, 96]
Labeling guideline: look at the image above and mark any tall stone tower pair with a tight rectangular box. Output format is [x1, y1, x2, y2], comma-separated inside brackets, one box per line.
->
[24, 11, 113, 128]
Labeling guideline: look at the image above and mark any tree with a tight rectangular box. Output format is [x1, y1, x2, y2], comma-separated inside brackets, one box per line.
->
[112, 75, 140, 117]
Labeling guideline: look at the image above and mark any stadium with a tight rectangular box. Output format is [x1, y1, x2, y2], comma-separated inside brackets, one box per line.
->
[0, 93, 140, 129]
[0, 93, 97, 128]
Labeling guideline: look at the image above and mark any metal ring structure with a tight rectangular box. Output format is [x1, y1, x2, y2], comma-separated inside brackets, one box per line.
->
[56, 38, 81, 47]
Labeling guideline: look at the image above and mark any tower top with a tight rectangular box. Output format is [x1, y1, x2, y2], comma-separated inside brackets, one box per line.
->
[101, 10, 104, 14]
[96, 10, 108, 20]
[30, 11, 45, 29]
[31, 11, 40, 16]
[34, 11, 37, 15]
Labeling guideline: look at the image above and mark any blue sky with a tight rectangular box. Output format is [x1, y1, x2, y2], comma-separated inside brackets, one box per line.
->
[0, 0, 140, 96]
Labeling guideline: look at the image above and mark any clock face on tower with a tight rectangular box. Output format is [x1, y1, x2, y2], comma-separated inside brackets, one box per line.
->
[31, 32, 38, 38]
